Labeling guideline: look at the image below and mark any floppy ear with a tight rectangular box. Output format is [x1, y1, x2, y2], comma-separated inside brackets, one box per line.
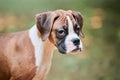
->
[36, 12, 58, 41]
[72, 11, 85, 38]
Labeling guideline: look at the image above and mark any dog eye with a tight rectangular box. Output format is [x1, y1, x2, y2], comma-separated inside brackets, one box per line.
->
[57, 29, 65, 35]
[76, 27, 80, 32]
[74, 24, 80, 31]
[74, 24, 80, 34]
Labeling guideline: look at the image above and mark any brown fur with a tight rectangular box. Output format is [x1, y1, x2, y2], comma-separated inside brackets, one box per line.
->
[0, 31, 55, 80]
[0, 10, 84, 80]
[0, 31, 36, 80]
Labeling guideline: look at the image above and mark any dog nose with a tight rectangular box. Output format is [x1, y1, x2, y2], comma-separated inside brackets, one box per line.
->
[72, 38, 80, 46]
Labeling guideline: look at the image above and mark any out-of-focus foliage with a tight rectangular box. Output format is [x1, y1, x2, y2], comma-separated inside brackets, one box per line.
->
[0, 0, 119, 80]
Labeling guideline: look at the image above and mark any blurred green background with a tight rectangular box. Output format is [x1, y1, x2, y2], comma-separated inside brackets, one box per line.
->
[0, 0, 120, 80]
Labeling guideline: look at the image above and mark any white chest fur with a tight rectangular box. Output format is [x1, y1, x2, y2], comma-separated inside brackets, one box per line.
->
[29, 25, 43, 68]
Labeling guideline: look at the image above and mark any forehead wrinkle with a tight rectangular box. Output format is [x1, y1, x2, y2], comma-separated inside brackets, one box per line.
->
[59, 16, 66, 23]
[59, 17, 64, 23]
[55, 16, 67, 27]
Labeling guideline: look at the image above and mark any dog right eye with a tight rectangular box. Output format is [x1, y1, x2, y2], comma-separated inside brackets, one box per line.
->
[56, 29, 66, 38]
[57, 29, 65, 35]
[58, 30, 64, 34]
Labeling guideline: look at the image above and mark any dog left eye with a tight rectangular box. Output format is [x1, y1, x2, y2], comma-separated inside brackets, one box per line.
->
[74, 24, 80, 33]
[76, 27, 80, 32]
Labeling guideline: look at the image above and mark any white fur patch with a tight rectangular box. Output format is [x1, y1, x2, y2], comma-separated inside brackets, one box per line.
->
[65, 16, 83, 53]
[29, 25, 43, 67]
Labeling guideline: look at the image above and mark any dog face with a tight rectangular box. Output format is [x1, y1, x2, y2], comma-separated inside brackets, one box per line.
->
[36, 10, 84, 54]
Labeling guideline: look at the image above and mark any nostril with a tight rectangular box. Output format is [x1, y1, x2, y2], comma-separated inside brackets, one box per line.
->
[72, 38, 80, 46]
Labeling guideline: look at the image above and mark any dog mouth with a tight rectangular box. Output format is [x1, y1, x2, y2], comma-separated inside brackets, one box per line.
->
[57, 43, 82, 54]
[71, 46, 81, 52]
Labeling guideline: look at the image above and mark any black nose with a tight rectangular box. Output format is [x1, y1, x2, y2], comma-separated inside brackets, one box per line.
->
[72, 38, 80, 46]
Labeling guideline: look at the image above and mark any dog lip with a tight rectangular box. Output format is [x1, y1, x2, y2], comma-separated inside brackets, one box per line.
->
[59, 47, 66, 54]
[71, 46, 81, 52]
[57, 44, 66, 54]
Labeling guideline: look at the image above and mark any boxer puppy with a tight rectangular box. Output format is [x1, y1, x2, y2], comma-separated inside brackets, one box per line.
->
[0, 10, 84, 80]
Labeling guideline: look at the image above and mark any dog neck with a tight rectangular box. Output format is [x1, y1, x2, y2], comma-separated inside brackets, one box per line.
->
[29, 25, 54, 71]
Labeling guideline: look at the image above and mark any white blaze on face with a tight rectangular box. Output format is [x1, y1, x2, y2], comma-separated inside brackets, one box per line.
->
[65, 16, 83, 53]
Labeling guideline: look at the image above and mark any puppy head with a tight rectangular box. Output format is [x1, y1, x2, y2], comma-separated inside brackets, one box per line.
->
[36, 10, 84, 54]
